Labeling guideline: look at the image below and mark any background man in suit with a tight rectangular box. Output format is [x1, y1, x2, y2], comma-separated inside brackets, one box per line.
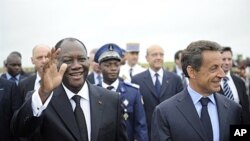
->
[1, 51, 29, 85]
[131, 44, 183, 140]
[19, 44, 50, 102]
[11, 37, 128, 141]
[86, 48, 103, 85]
[151, 40, 242, 141]
[173, 50, 188, 87]
[0, 78, 21, 141]
[219, 46, 250, 124]
[94, 43, 148, 141]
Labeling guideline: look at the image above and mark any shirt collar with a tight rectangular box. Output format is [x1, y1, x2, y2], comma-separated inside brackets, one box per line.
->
[102, 78, 119, 91]
[63, 82, 89, 101]
[187, 85, 215, 105]
[148, 68, 164, 78]
[6, 73, 20, 80]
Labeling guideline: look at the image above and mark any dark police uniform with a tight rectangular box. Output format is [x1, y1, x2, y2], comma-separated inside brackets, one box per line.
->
[94, 43, 148, 141]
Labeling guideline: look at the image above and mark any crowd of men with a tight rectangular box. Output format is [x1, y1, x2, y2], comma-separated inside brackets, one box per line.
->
[0, 38, 250, 141]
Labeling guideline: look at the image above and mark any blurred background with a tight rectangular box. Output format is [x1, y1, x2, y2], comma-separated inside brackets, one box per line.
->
[1, 0, 250, 72]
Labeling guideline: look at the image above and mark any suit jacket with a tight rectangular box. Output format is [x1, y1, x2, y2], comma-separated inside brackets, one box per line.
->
[131, 69, 183, 138]
[219, 74, 250, 124]
[11, 82, 128, 141]
[151, 88, 242, 141]
[0, 78, 22, 141]
[18, 73, 37, 102]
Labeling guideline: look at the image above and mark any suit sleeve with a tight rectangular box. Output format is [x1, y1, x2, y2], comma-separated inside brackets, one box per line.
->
[11, 93, 43, 137]
[151, 105, 172, 141]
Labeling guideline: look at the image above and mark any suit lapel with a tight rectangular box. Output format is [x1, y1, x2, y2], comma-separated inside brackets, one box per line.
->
[159, 71, 170, 97]
[214, 94, 230, 141]
[176, 90, 207, 141]
[143, 70, 159, 98]
[51, 85, 81, 141]
[88, 83, 105, 141]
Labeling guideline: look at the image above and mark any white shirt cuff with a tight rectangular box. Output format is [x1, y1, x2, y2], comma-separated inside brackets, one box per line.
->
[31, 90, 53, 117]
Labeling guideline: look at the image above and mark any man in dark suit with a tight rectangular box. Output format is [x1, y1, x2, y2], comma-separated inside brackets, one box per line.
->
[131, 44, 183, 140]
[1, 51, 30, 85]
[0, 78, 22, 141]
[11, 37, 128, 141]
[86, 48, 103, 85]
[151, 40, 242, 141]
[94, 43, 148, 141]
[19, 44, 50, 102]
[219, 46, 250, 124]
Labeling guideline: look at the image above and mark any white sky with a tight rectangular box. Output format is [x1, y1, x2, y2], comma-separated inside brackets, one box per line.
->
[1, 0, 250, 67]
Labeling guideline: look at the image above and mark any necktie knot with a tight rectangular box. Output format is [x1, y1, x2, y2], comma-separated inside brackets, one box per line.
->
[10, 77, 16, 81]
[107, 86, 114, 90]
[223, 76, 229, 82]
[72, 95, 81, 106]
[200, 97, 210, 106]
[155, 73, 159, 77]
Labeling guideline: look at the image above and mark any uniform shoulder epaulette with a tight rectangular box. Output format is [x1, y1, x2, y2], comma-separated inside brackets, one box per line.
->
[124, 82, 140, 89]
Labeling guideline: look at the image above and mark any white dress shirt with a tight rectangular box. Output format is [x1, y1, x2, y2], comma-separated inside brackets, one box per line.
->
[31, 83, 91, 141]
[220, 72, 239, 103]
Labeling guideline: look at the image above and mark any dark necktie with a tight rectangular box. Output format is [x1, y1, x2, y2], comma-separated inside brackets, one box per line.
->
[72, 95, 88, 141]
[10, 77, 18, 85]
[154, 73, 161, 96]
[96, 74, 102, 86]
[129, 68, 133, 78]
[200, 97, 213, 141]
[223, 77, 234, 100]
[106, 86, 114, 90]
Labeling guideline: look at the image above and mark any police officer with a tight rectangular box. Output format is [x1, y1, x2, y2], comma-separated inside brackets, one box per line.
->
[94, 43, 148, 141]
[120, 43, 146, 83]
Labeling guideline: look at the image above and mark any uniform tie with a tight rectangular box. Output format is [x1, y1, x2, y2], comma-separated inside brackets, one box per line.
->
[200, 97, 213, 141]
[106, 86, 114, 90]
[154, 73, 161, 96]
[129, 68, 133, 78]
[72, 95, 88, 141]
[223, 77, 234, 100]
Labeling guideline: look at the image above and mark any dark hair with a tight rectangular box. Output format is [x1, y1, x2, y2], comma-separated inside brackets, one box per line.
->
[9, 51, 22, 59]
[174, 50, 183, 60]
[55, 37, 87, 54]
[181, 40, 222, 78]
[221, 46, 232, 55]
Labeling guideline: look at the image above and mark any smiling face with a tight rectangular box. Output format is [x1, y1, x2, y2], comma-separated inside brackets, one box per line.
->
[57, 40, 89, 93]
[188, 51, 225, 95]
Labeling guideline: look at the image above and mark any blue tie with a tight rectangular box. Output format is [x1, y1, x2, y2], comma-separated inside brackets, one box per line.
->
[200, 97, 213, 141]
[223, 77, 234, 100]
[154, 73, 161, 96]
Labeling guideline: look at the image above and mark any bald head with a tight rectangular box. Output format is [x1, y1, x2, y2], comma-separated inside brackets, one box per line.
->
[146, 44, 164, 71]
[31, 44, 51, 76]
[32, 44, 50, 57]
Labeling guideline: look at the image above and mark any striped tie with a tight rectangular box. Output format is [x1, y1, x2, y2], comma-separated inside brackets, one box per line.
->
[223, 77, 234, 100]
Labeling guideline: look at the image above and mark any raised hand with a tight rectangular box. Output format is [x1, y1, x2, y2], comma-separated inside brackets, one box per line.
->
[39, 48, 67, 103]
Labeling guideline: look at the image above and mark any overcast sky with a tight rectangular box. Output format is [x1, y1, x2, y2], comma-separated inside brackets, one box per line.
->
[1, 0, 250, 67]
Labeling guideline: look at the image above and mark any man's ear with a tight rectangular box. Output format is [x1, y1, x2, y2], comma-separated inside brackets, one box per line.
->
[187, 65, 196, 79]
